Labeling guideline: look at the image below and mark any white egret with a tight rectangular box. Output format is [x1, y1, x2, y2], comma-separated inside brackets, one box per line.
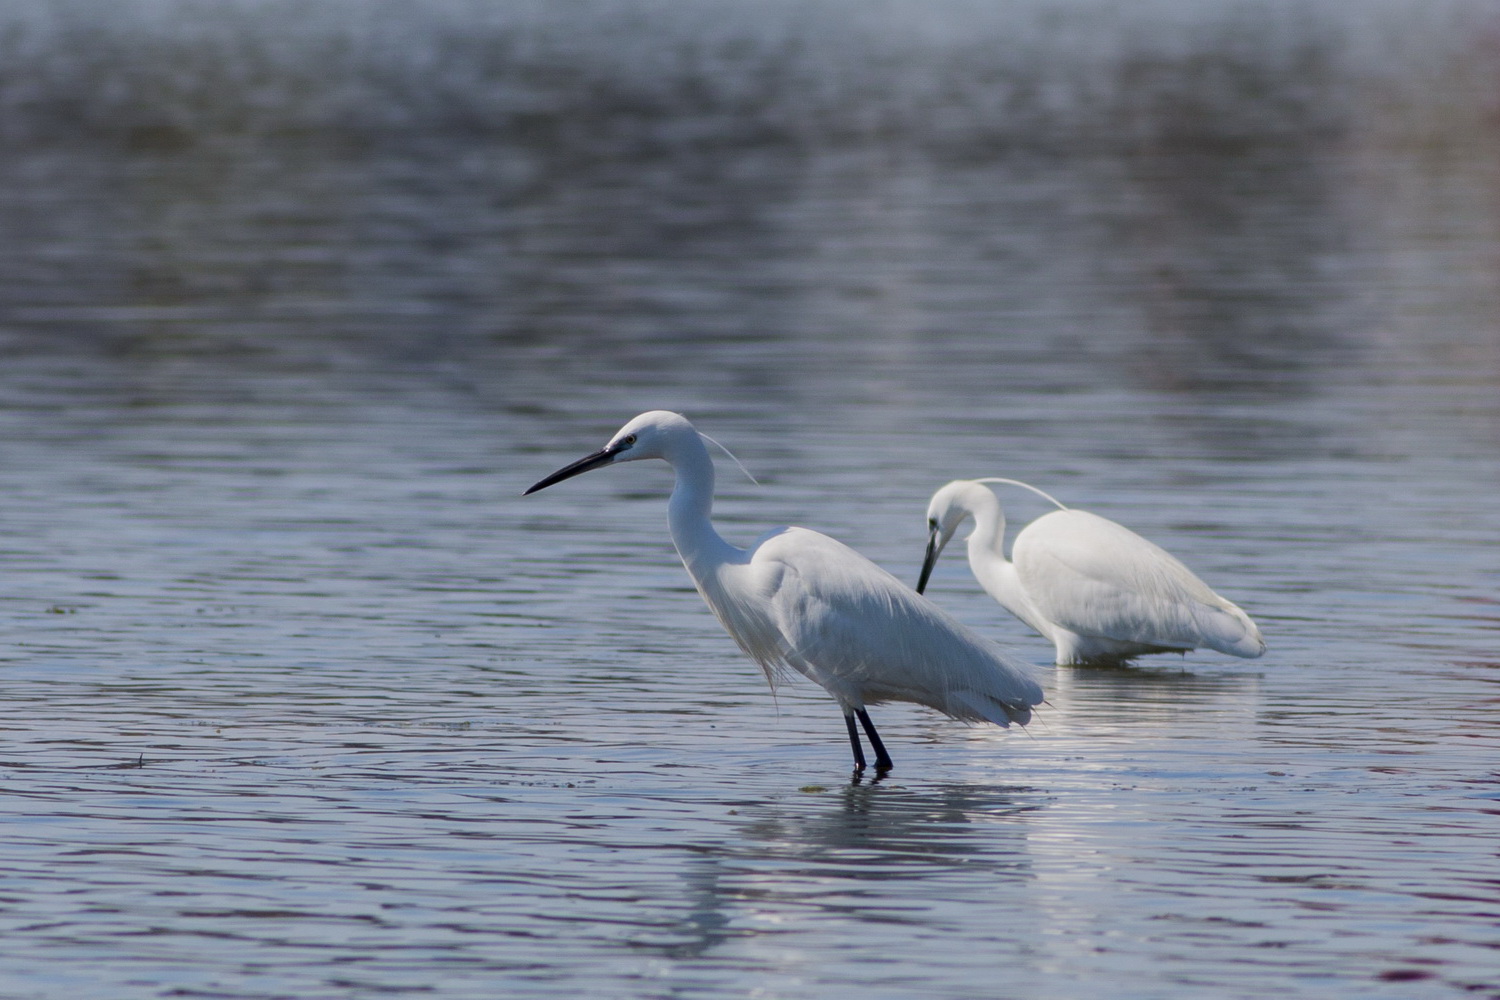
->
[917, 479, 1265, 666]
[524, 412, 1044, 772]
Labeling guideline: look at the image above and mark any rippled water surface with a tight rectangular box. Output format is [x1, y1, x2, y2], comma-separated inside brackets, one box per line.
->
[1, 1, 1498, 997]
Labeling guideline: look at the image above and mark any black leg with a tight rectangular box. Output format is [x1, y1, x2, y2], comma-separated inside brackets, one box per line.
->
[844, 712, 867, 771]
[856, 708, 893, 771]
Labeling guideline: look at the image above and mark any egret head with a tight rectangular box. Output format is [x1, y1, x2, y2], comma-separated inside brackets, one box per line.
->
[916, 480, 994, 594]
[523, 410, 693, 494]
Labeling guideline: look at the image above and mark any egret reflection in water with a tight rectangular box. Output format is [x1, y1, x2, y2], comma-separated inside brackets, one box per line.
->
[736, 781, 1038, 873]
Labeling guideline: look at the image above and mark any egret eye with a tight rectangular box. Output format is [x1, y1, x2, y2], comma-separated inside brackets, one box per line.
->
[623, 434, 637, 446]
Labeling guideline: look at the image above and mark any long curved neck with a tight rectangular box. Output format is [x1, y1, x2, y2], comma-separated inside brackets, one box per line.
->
[962, 494, 1007, 568]
[664, 432, 743, 580]
[965, 497, 1054, 640]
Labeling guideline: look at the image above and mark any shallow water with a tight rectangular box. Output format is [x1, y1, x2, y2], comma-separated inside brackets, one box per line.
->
[1, 1, 1498, 997]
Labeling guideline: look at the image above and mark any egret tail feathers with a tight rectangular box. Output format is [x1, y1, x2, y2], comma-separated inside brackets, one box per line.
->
[1195, 602, 1266, 658]
[947, 689, 1035, 727]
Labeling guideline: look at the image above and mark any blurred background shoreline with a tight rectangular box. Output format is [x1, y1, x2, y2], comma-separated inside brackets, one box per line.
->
[0, 0, 1495, 405]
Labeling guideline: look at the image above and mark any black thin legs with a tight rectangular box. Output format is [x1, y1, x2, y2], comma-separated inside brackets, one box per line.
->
[844, 712, 867, 771]
[842, 707, 894, 772]
[856, 709, 894, 771]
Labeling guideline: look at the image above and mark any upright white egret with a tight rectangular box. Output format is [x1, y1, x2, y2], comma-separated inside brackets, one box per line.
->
[917, 479, 1265, 666]
[524, 412, 1044, 772]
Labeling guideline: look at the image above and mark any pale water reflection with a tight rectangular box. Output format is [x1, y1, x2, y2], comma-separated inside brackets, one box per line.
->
[1, 0, 1498, 998]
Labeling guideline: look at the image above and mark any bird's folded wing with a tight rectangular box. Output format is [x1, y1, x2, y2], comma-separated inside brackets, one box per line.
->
[1016, 512, 1250, 651]
[753, 528, 1043, 720]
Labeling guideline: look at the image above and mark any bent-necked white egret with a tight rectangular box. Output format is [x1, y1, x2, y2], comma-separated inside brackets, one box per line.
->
[524, 412, 1044, 772]
[917, 479, 1265, 666]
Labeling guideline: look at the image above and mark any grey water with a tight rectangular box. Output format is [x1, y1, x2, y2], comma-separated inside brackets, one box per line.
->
[0, 0, 1497, 997]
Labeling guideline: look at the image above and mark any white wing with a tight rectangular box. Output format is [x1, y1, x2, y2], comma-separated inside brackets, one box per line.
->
[734, 527, 1043, 725]
[1014, 510, 1264, 657]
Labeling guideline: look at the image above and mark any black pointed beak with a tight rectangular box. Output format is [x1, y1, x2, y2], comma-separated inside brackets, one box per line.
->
[523, 444, 619, 495]
[916, 525, 942, 594]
